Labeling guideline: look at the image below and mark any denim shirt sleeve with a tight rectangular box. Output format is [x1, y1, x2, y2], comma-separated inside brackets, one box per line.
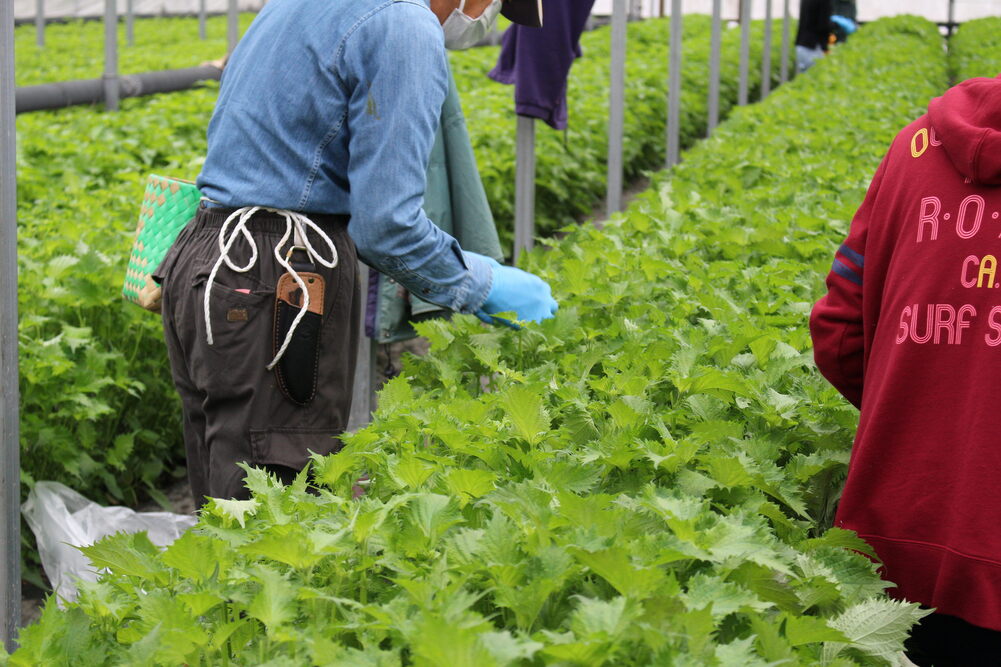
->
[339, 2, 493, 314]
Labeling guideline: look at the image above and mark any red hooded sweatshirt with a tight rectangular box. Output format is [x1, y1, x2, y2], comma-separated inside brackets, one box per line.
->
[811, 76, 1001, 630]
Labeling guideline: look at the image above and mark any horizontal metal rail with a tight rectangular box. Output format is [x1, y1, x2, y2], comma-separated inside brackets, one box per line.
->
[14, 65, 222, 114]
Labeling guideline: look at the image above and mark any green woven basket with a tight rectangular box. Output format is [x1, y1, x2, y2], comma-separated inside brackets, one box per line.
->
[122, 174, 201, 312]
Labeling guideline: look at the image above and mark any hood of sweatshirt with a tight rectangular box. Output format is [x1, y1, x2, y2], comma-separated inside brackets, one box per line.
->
[928, 76, 1001, 186]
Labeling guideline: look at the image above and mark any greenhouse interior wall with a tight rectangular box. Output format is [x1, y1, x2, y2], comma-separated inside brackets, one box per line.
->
[6, 1, 1001, 662]
[17, 0, 1001, 24]
[593, 0, 999, 23]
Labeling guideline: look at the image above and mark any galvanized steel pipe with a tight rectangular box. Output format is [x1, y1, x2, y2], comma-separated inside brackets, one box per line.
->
[708, 0, 722, 134]
[127, 0, 135, 46]
[761, 0, 772, 97]
[738, 0, 751, 105]
[666, 0, 682, 167]
[103, 0, 118, 111]
[347, 263, 376, 432]
[0, 0, 22, 651]
[15, 65, 223, 113]
[34, 0, 43, 47]
[780, 0, 791, 83]
[227, 0, 238, 54]
[514, 115, 536, 261]
[606, 0, 627, 216]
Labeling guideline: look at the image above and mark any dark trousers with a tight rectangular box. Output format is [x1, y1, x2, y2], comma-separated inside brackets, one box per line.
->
[155, 206, 359, 506]
[906, 612, 1001, 666]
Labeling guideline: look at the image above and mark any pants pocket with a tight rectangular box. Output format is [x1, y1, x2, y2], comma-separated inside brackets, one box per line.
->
[193, 277, 274, 346]
[249, 428, 345, 471]
[187, 276, 275, 398]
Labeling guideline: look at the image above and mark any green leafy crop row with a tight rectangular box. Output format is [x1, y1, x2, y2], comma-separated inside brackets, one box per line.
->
[464, 16, 790, 244]
[12, 16, 785, 510]
[12, 13, 522, 87]
[6, 16, 946, 666]
[948, 16, 1001, 82]
[15, 13, 790, 239]
[13, 14, 255, 87]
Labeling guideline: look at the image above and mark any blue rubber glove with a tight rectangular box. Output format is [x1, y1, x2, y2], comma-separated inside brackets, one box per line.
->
[468, 253, 558, 327]
[831, 15, 857, 35]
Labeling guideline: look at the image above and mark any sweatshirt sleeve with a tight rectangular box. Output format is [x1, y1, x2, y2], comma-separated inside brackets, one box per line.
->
[809, 152, 889, 409]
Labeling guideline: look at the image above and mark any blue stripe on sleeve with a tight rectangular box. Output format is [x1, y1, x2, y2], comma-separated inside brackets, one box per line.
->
[833, 259, 863, 286]
[838, 243, 865, 268]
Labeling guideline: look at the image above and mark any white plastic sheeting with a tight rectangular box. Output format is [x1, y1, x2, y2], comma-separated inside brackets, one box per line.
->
[15, 0, 264, 21]
[22, 482, 197, 604]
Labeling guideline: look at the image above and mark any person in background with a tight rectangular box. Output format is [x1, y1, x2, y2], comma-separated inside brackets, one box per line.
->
[810, 76, 1001, 664]
[830, 0, 858, 43]
[488, 0, 596, 132]
[831, 0, 856, 23]
[795, 0, 832, 73]
[154, 0, 558, 507]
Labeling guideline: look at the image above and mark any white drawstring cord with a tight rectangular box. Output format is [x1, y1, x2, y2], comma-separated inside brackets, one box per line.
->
[203, 206, 339, 370]
[204, 206, 261, 346]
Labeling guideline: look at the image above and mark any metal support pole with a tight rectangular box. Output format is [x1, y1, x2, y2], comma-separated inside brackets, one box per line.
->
[738, 0, 751, 105]
[227, 0, 239, 55]
[666, 0, 682, 167]
[0, 0, 22, 650]
[35, 0, 44, 47]
[103, 0, 119, 111]
[126, 0, 135, 47]
[199, 0, 207, 40]
[514, 116, 536, 261]
[760, 0, 772, 97]
[606, 0, 627, 216]
[779, 0, 790, 83]
[947, 0, 956, 36]
[348, 264, 377, 432]
[708, 0, 722, 134]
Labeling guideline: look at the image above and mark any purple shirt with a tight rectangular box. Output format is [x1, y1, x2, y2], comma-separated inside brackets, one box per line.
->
[488, 0, 596, 130]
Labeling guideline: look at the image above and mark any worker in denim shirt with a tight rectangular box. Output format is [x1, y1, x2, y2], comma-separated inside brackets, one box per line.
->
[155, 0, 557, 507]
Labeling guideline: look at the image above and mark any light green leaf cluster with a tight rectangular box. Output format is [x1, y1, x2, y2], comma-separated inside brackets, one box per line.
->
[13, 14, 257, 86]
[462, 16, 792, 246]
[948, 16, 1001, 82]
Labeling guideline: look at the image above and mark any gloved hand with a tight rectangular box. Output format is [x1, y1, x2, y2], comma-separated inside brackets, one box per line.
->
[831, 15, 857, 35]
[468, 252, 558, 327]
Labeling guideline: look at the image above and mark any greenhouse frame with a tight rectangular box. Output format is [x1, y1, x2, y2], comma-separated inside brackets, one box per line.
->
[2, 0, 1001, 662]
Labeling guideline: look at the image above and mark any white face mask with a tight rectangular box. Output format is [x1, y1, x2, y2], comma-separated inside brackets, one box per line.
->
[442, 0, 502, 50]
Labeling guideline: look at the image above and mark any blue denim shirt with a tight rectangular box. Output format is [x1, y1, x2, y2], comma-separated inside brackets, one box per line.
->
[197, 0, 492, 314]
